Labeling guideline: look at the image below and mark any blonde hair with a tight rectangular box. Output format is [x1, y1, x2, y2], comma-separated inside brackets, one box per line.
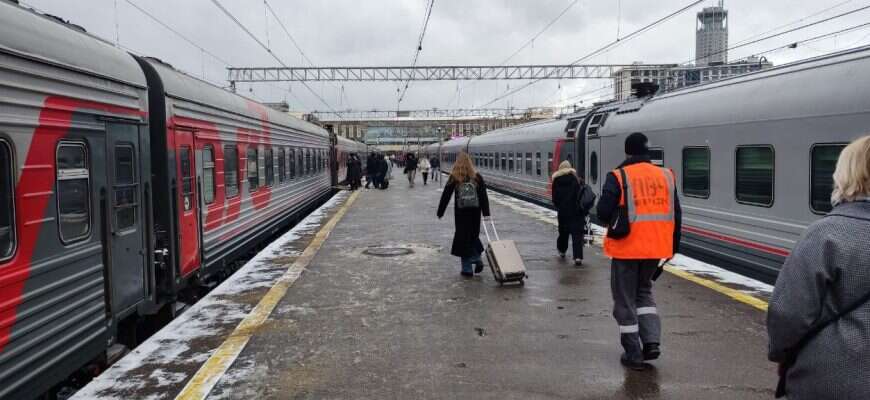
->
[831, 135, 870, 205]
[450, 152, 477, 182]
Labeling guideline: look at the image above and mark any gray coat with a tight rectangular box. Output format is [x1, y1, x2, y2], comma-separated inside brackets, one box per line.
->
[767, 200, 870, 400]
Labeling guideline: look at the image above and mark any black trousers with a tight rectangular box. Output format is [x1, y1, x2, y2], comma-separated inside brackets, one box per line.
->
[422, 172, 429, 184]
[556, 215, 584, 259]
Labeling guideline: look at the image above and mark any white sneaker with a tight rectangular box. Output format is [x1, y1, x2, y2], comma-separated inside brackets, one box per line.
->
[574, 259, 583, 266]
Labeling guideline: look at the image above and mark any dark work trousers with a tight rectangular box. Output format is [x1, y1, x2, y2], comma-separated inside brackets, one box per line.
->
[422, 172, 429, 185]
[556, 215, 584, 260]
[611, 258, 661, 362]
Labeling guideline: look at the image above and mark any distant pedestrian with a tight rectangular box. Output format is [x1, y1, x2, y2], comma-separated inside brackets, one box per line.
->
[420, 157, 431, 186]
[347, 154, 362, 190]
[551, 160, 594, 266]
[596, 132, 681, 371]
[437, 152, 491, 277]
[365, 152, 378, 189]
[379, 155, 392, 189]
[768, 135, 870, 400]
[430, 155, 441, 182]
[404, 153, 418, 188]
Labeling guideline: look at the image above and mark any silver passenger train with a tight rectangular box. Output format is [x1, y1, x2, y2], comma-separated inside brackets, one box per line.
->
[430, 46, 870, 283]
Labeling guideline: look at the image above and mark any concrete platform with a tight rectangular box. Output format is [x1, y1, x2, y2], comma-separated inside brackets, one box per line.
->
[77, 174, 777, 400]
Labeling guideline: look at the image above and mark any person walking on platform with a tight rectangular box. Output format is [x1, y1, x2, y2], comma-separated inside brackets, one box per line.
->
[420, 156, 431, 186]
[551, 160, 594, 266]
[768, 135, 870, 400]
[347, 154, 362, 190]
[365, 152, 378, 189]
[430, 155, 441, 182]
[596, 132, 681, 371]
[437, 152, 491, 277]
[378, 154, 392, 189]
[404, 153, 418, 188]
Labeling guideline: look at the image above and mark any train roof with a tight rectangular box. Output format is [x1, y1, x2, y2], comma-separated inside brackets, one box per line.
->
[0, 1, 146, 87]
[470, 118, 571, 145]
[604, 45, 870, 135]
[140, 57, 329, 137]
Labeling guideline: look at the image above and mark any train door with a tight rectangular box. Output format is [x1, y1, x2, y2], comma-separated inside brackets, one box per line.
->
[105, 122, 146, 314]
[587, 137, 603, 197]
[175, 129, 200, 277]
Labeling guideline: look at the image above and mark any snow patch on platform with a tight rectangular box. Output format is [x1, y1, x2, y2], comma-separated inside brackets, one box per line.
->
[72, 192, 348, 400]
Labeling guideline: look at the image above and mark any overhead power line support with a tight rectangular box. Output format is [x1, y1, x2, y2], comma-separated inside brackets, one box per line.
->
[227, 64, 675, 83]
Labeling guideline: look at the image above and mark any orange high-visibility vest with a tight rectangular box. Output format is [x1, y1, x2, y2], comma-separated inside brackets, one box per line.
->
[604, 163, 676, 260]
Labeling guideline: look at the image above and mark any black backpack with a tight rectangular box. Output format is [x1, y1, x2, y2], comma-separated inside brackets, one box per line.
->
[456, 179, 479, 209]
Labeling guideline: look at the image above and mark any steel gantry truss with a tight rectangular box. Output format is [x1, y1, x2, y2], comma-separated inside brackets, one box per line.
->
[310, 107, 562, 121]
[227, 64, 675, 84]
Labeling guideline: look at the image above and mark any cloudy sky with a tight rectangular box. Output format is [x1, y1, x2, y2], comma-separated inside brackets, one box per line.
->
[23, 0, 870, 113]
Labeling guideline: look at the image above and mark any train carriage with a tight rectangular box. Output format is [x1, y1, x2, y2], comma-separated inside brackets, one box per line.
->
[0, 4, 150, 399]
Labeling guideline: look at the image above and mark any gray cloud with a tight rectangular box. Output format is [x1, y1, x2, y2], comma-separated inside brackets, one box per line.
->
[25, 0, 870, 112]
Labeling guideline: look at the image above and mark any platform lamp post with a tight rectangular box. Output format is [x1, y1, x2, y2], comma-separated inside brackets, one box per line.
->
[437, 126, 443, 188]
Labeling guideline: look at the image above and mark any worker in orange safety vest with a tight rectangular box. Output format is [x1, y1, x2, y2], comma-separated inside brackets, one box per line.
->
[596, 132, 682, 371]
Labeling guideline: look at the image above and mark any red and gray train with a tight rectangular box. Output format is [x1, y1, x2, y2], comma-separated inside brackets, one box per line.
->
[431, 45, 870, 284]
[0, 3, 364, 399]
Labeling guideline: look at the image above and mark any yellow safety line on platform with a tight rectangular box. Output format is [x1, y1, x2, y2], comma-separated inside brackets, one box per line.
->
[489, 194, 770, 312]
[175, 191, 360, 400]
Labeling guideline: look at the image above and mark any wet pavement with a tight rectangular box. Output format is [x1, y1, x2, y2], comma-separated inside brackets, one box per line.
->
[77, 173, 777, 399]
[212, 175, 776, 399]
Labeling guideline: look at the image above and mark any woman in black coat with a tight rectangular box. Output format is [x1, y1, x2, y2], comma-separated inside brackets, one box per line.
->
[437, 152, 491, 277]
[551, 160, 587, 265]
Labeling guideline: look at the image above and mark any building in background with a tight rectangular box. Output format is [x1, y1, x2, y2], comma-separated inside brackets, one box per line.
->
[696, 1, 729, 66]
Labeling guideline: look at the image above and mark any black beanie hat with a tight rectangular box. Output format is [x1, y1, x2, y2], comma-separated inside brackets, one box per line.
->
[625, 132, 649, 156]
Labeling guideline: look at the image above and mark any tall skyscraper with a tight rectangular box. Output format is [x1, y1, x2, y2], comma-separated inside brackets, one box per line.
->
[696, 1, 728, 65]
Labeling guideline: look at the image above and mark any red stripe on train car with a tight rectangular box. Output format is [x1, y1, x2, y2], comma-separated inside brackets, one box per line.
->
[682, 225, 791, 258]
[0, 96, 145, 354]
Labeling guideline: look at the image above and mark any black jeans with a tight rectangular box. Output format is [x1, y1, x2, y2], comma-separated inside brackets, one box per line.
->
[557, 215, 584, 260]
[422, 172, 429, 185]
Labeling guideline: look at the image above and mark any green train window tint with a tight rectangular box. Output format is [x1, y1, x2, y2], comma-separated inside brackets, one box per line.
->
[736, 146, 774, 206]
[811, 144, 846, 213]
[0, 140, 15, 260]
[682, 147, 710, 198]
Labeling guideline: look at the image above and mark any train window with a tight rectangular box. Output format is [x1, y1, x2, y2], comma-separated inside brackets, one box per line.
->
[811, 144, 847, 213]
[649, 148, 664, 167]
[508, 153, 515, 173]
[264, 147, 274, 187]
[501, 153, 507, 171]
[548, 152, 553, 177]
[113, 144, 138, 230]
[56, 143, 91, 243]
[247, 146, 259, 191]
[202, 146, 215, 205]
[297, 148, 303, 177]
[305, 149, 311, 174]
[494, 153, 500, 170]
[587, 113, 605, 136]
[289, 148, 296, 179]
[736, 146, 774, 207]
[224, 145, 239, 198]
[536, 152, 542, 176]
[682, 147, 710, 198]
[525, 153, 533, 175]
[589, 152, 598, 184]
[565, 120, 580, 137]
[278, 148, 286, 183]
[0, 140, 15, 260]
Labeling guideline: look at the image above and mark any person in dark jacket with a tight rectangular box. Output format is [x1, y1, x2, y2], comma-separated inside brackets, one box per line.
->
[437, 152, 491, 277]
[365, 152, 378, 189]
[596, 132, 681, 371]
[430, 155, 441, 182]
[551, 160, 587, 266]
[404, 153, 418, 188]
[347, 154, 362, 190]
[767, 135, 870, 400]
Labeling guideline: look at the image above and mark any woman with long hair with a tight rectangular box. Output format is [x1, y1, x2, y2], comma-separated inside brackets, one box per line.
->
[437, 152, 491, 277]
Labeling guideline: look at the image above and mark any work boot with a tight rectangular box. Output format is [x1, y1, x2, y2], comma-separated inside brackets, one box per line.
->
[474, 261, 484, 274]
[620, 354, 648, 371]
[460, 271, 473, 278]
[643, 343, 661, 361]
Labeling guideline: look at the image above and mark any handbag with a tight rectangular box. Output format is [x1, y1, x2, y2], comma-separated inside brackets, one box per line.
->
[775, 212, 870, 398]
[577, 183, 597, 214]
[606, 168, 630, 239]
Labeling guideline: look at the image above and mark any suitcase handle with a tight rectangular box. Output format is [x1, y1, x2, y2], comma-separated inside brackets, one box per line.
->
[482, 216, 499, 243]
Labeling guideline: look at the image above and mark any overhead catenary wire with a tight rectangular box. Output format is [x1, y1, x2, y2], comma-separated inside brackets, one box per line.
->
[123, 0, 308, 109]
[479, 0, 706, 108]
[446, 0, 581, 108]
[397, 0, 437, 105]
[210, 0, 341, 117]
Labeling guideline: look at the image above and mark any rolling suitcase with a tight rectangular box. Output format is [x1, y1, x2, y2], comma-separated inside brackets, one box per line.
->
[482, 218, 527, 286]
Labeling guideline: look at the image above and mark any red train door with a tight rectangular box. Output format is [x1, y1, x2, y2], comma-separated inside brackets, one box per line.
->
[175, 129, 200, 277]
